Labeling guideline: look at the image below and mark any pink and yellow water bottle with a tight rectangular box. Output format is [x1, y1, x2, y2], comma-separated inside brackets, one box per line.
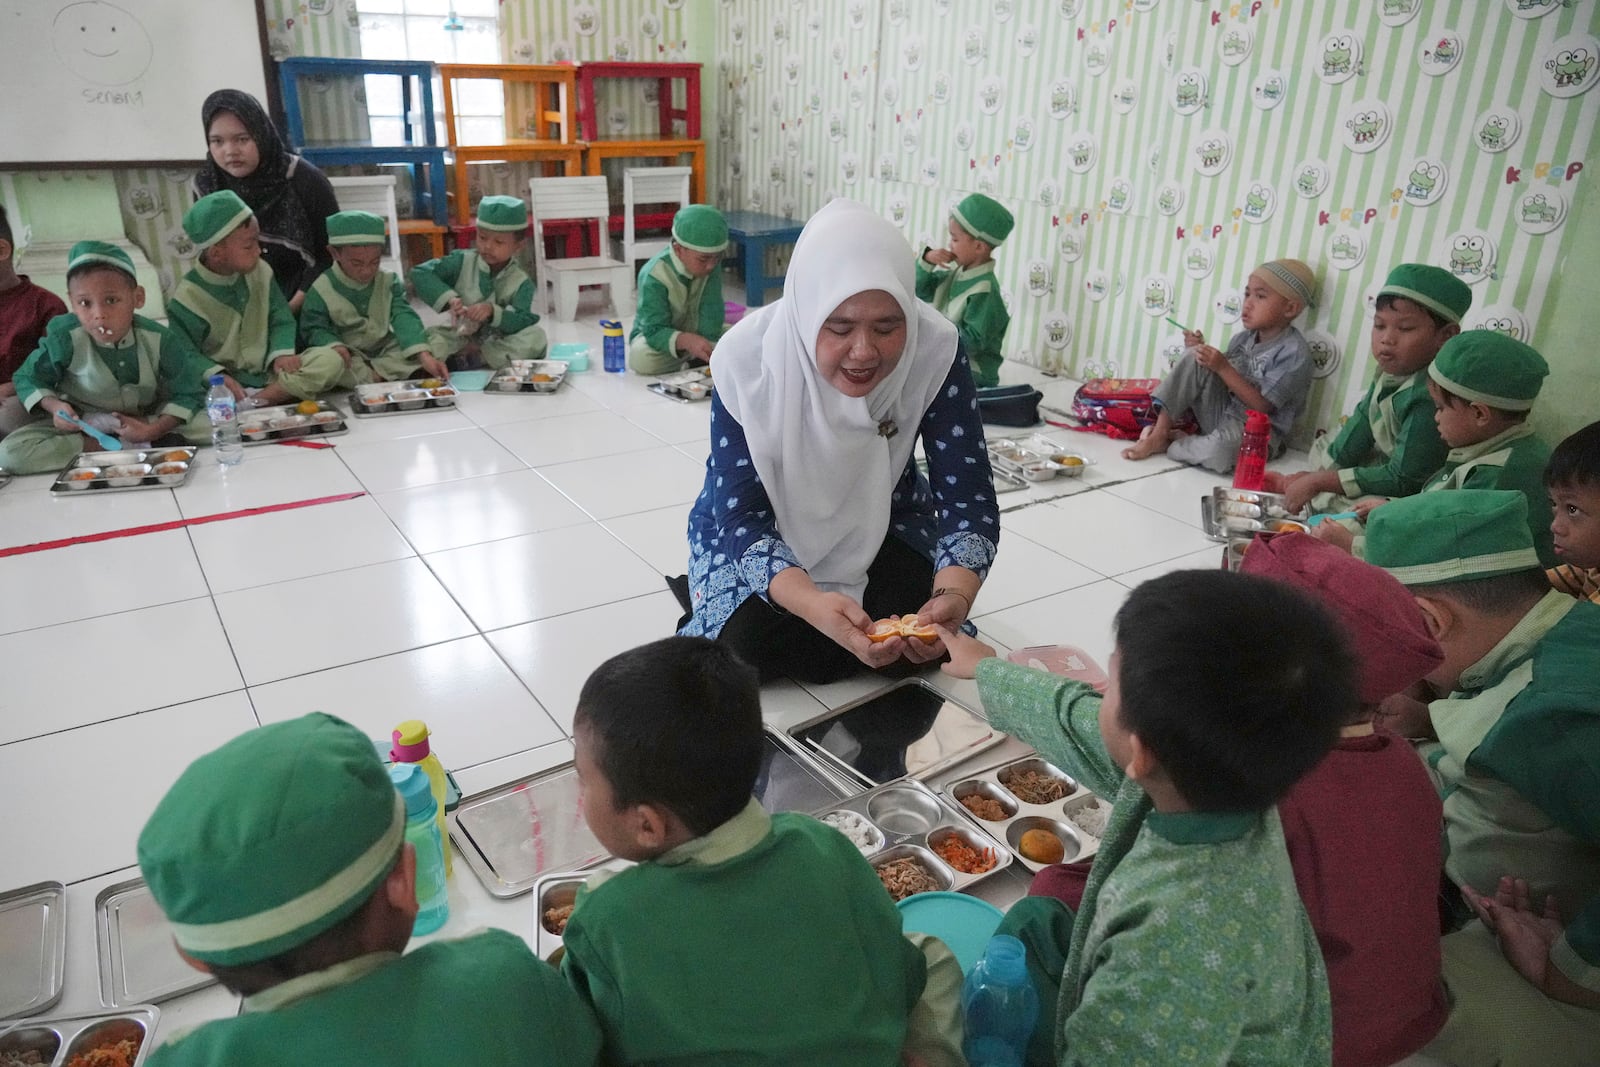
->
[391, 720, 452, 877]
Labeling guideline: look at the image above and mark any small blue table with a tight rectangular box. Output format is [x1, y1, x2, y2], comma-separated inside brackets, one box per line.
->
[278, 57, 449, 226]
[722, 210, 805, 306]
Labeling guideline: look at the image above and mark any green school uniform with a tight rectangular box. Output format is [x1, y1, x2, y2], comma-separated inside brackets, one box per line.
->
[1417, 592, 1600, 1064]
[168, 260, 368, 399]
[147, 930, 600, 1067]
[410, 249, 546, 369]
[300, 264, 431, 382]
[1308, 369, 1448, 508]
[1419, 423, 1554, 566]
[0, 314, 210, 473]
[560, 800, 931, 1066]
[915, 258, 1010, 388]
[627, 247, 726, 376]
[974, 659, 1333, 1067]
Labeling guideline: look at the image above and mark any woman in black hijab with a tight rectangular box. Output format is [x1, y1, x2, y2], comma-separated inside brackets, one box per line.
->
[194, 89, 340, 313]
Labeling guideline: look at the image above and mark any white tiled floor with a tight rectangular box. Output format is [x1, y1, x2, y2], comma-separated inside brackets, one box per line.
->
[2, 319, 1304, 1034]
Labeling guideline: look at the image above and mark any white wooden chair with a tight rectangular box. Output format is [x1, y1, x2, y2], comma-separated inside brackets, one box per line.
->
[615, 166, 692, 270]
[327, 175, 405, 278]
[528, 176, 635, 321]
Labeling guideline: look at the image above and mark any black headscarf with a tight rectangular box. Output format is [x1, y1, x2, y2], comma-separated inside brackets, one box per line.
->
[195, 89, 319, 283]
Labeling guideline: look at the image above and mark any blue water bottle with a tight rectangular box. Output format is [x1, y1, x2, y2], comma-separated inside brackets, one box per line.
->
[962, 935, 1040, 1067]
[388, 763, 450, 935]
[601, 318, 625, 373]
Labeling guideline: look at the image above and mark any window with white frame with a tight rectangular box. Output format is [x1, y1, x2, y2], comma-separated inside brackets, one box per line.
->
[356, 0, 503, 145]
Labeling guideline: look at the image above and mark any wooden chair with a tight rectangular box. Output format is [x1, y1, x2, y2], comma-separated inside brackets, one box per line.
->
[528, 176, 634, 321]
[616, 166, 691, 270]
[327, 175, 405, 278]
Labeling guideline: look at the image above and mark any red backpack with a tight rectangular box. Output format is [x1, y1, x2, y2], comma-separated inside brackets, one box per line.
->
[1064, 377, 1162, 440]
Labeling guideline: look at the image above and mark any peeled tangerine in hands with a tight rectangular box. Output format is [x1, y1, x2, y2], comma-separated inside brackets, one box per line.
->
[866, 614, 940, 643]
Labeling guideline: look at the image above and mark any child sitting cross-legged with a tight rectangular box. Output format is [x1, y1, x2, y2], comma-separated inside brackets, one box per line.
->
[136, 712, 601, 1066]
[299, 211, 449, 384]
[940, 570, 1353, 1066]
[1546, 420, 1600, 603]
[168, 191, 371, 408]
[560, 635, 965, 1067]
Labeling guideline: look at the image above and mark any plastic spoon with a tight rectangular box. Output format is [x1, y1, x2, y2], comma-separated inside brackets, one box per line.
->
[54, 411, 123, 451]
[1307, 510, 1359, 527]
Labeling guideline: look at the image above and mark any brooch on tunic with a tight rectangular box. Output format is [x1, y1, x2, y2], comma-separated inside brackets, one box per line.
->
[877, 419, 898, 440]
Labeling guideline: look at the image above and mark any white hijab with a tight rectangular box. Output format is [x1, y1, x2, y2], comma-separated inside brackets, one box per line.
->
[715, 199, 959, 601]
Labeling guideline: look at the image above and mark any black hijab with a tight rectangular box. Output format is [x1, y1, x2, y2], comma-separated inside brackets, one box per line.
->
[195, 89, 318, 279]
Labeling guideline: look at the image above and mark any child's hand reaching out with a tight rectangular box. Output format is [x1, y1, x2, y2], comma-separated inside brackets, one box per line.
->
[934, 625, 997, 679]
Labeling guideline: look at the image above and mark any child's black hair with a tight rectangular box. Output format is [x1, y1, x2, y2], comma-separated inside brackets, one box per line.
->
[0, 203, 11, 248]
[575, 636, 762, 837]
[1545, 419, 1600, 490]
[1414, 569, 1549, 616]
[1376, 292, 1453, 330]
[1113, 570, 1354, 811]
[1430, 379, 1528, 424]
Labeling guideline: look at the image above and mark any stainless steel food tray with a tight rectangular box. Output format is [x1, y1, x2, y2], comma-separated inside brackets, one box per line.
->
[0, 881, 65, 1020]
[484, 360, 568, 394]
[986, 436, 1092, 482]
[448, 761, 608, 900]
[816, 777, 1012, 898]
[0, 1005, 160, 1067]
[237, 399, 348, 445]
[529, 858, 632, 962]
[95, 879, 217, 1007]
[647, 365, 713, 403]
[754, 727, 859, 815]
[790, 677, 1007, 789]
[1200, 486, 1308, 542]
[919, 455, 1027, 494]
[49, 448, 200, 496]
[347, 381, 460, 417]
[941, 755, 1106, 873]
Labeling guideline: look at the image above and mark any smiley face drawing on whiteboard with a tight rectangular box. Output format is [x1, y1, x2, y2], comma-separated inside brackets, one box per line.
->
[53, 1, 154, 86]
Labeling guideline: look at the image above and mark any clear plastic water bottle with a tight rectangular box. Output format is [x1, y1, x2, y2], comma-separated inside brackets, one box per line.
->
[962, 935, 1040, 1067]
[206, 375, 243, 467]
[1232, 409, 1271, 490]
[388, 763, 450, 935]
[600, 318, 625, 373]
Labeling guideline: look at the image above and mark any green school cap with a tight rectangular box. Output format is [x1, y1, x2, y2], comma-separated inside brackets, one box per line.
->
[326, 210, 388, 247]
[950, 193, 1014, 247]
[67, 240, 136, 281]
[672, 204, 729, 253]
[476, 195, 528, 232]
[1429, 330, 1549, 412]
[1378, 263, 1472, 324]
[183, 191, 254, 252]
[1365, 490, 1541, 587]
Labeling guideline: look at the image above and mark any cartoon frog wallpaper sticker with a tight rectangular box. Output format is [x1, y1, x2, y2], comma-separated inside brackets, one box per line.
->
[1404, 161, 1445, 204]
[1174, 72, 1201, 110]
[52, 1, 153, 86]
[1521, 193, 1559, 223]
[1548, 47, 1597, 89]
[1107, 179, 1131, 213]
[1449, 234, 1487, 277]
[1049, 79, 1078, 119]
[1242, 184, 1270, 220]
[1479, 115, 1510, 150]
[1323, 35, 1355, 77]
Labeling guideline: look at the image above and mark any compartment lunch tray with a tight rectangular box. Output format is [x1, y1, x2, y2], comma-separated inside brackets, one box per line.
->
[647, 366, 713, 404]
[347, 381, 460, 417]
[237, 399, 348, 445]
[447, 762, 608, 900]
[0, 1005, 160, 1067]
[48, 448, 200, 495]
[484, 360, 568, 394]
[1200, 486, 1309, 542]
[940, 754, 1107, 873]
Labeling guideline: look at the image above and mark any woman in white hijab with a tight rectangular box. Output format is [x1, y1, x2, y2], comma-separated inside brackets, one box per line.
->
[677, 199, 1000, 682]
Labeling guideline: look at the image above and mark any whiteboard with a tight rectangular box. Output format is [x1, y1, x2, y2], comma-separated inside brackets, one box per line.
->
[0, 0, 271, 166]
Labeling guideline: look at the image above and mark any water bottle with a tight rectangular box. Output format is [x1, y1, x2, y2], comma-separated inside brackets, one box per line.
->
[391, 720, 451, 877]
[600, 318, 625, 373]
[388, 763, 450, 935]
[206, 375, 243, 467]
[962, 935, 1040, 1067]
[1232, 409, 1271, 490]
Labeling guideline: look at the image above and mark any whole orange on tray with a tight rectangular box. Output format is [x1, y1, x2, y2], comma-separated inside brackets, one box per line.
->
[296, 400, 321, 416]
[865, 613, 940, 643]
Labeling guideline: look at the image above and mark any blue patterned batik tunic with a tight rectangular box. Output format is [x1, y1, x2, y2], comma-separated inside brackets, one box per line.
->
[679, 346, 1000, 639]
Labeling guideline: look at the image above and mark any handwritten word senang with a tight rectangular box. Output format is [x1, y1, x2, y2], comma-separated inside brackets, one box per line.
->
[82, 89, 145, 107]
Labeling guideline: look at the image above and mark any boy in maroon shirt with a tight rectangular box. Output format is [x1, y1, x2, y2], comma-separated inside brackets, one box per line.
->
[0, 205, 68, 438]
[1242, 532, 1449, 1067]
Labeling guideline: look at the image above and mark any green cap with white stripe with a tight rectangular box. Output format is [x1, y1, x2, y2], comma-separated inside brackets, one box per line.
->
[183, 191, 255, 252]
[1429, 330, 1548, 412]
[1378, 263, 1472, 325]
[66, 240, 136, 281]
[1365, 490, 1541, 588]
[137, 712, 405, 966]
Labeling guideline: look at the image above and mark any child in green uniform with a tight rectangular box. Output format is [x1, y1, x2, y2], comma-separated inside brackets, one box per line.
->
[560, 636, 964, 1067]
[0, 242, 211, 474]
[1363, 491, 1600, 1067]
[940, 571, 1350, 1067]
[168, 191, 370, 408]
[1320, 331, 1554, 564]
[137, 712, 601, 1067]
[915, 193, 1013, 388]
[300, 211, 449, 383]
[1275, 263, 1469, 515]
[1546, 421, 1600, 604]
[411, 195, 546, 371]
[627, 205, 728, 375]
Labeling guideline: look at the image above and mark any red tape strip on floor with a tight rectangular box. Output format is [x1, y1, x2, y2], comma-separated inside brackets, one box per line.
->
[0, 491, 367, 559]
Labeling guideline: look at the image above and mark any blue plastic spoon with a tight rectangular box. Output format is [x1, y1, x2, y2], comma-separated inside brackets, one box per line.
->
[54, 411, 123, 451]
[1307, 510, 1359, 527]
